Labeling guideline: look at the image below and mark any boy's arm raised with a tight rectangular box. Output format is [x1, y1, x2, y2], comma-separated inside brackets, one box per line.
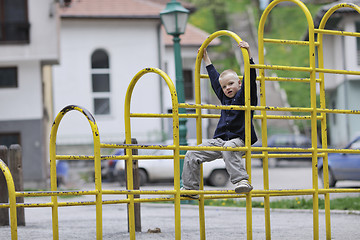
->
[238, 41, 252, 59]
[203, 48, 212, 66]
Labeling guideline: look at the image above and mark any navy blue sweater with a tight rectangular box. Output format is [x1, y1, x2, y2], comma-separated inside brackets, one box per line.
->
[206, 59, 258, 145]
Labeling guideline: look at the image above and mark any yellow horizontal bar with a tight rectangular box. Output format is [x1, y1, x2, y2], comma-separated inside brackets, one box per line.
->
[200, 74, 320, 84]
[318, 188, 360, 194]
[256, 115, 314, 120]
[100, 143, 176, 150]
[102, 190, 177, 195]
[129, 107, 360, 121]
[101, 155, 129, 160]
[16, 190, 98, 197]
[180, 103, 316, 113]
[317, 108, 360, 114]
[316, 67, 360, 75]
[103, 199, 130, 204]
[315, 28, 360, 37]
[56, 155, 94, 160]
[319, 148, 360, 154]
[264, 76, 321, 83]
[0, 203, 54, 208]
[253, 64, 312, 72]
[256, 153, 325, 158]
[130, 113, 317, 121]
[266, 153, 313, 158]
[179, 145, 248, 152]
[263, 38, 320, 46]
[130, 113, 173, 118]
[130, 113, 200, 119]
[253, 147, 313, 153]
[253, 64, 360, 76]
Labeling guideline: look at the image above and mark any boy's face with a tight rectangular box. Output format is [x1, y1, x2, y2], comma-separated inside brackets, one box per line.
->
[219, 74, 241, 98]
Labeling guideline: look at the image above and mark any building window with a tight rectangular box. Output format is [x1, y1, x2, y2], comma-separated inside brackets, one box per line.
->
[356, 22, 360, 65]
[0, 0, 30, 44]
[94, 98, 110, 115]
[183, 69, 194, 101]
[0, 132, 20, 147]
[91, 49, 111, 115]
[0, 67, 17, 88]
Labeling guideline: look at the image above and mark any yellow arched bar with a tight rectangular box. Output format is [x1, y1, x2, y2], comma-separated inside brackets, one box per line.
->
[195, 30, 253, 240]
[50, 105, 102, 240]
[0, 160, 18, 240]
[258, 0, 318, 239]
[123, 67, 181, 240]
[317, 3, 360, 240]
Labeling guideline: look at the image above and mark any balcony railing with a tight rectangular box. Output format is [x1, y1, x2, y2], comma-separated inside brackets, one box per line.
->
[0, 22, 30, 44]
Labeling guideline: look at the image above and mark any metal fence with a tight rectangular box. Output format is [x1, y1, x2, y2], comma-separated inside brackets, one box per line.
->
[1, 1, 360, 239]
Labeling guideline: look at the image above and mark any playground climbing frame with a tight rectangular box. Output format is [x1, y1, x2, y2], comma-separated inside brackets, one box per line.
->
[2, 1, 360, 239]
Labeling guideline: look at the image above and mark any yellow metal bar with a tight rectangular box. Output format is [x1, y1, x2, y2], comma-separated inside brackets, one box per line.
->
[181, 102, 315, 113]
[259, 1, 322, 239]
[263, 76, 321, 83]
[50, 105, 103, 240]
[252, 63, 360, 76]
[253, 63, 312, 72]
[196, 30, 253, 240]
[307, 2, 320, 238]
[317, 14, 332, 240]
[17, 190, 98, 197]
[100, 143, 176, 150]
[258, 2, 271, 237]
[200, 29, 253, 239]
[55, 155, 95, 160]
[200, 73, 322, 83]
[317, 4, 360, 239]
[7, 2, 360, 239]
[314, 28, 360, 37]
[0, 160, 18, 240]
[124, 67, 182, 239]
[263, 37, 319, 46]
[194, 25, 205, 240]
[315, 67, 360, 75]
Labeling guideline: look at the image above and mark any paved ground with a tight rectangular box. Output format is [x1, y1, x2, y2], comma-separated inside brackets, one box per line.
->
[1, 199, 360, 240]
[2, 161, 360, 239]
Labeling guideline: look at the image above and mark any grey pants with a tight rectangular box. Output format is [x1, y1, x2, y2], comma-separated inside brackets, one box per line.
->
[182, 138, 249, 190]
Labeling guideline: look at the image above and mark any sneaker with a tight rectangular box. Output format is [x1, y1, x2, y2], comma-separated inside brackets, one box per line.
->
[180, 187, 199, 199]
[234, 179, 253, 193]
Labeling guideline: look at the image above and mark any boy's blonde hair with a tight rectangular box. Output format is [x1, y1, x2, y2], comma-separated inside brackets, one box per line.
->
[219, 69, 239, 82]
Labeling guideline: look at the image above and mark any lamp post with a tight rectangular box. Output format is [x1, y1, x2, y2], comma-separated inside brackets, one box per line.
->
[160, 0, 189, 185]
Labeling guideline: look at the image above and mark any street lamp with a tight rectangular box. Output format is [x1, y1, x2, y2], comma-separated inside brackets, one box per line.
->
[160, 0, 189, 185]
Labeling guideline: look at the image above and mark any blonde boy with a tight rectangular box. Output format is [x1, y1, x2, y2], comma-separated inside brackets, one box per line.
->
[181, 41, 258, 198]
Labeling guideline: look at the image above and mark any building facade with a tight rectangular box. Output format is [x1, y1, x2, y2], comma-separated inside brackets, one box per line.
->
[0, 0, 60, 187]
[53, 0, 217, 154]
[314, 1, 360, 146]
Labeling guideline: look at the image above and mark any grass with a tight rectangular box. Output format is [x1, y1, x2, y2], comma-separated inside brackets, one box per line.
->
[194, 196, 360, 211]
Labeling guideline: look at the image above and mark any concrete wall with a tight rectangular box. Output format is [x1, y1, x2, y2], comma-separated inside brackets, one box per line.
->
[0, 119, 46, 184]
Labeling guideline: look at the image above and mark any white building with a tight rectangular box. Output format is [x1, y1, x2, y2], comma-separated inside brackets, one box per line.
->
[53, 0, 219, 153]
[312, 0, 360, 146]
[0, 0, 60, 186]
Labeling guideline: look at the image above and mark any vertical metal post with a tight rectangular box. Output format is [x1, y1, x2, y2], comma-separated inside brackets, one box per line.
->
[125, 138, 141, 233]
[0, 145, 9, 226]
[9, 144, 25, 226]
[173, 34, 188, 186]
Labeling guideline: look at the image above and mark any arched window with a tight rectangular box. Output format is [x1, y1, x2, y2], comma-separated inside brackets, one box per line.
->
[91, 49, 111, 115]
